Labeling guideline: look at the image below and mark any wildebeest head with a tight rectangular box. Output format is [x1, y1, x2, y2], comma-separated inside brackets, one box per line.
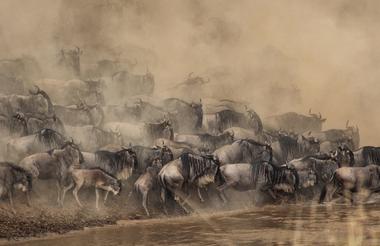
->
[52, 140, 84, 167]
[107, 178, 122, 196]
[297, 135, 320, 154]
[332, 145, 354, 167]
[11, 166, 33, 193]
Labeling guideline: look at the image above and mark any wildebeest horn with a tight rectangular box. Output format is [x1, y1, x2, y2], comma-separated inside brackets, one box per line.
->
[318, 112, 322, 119]
[309, 108, 312, 115]
[188, 72, 193, 78]
[346, 120, 349, 128]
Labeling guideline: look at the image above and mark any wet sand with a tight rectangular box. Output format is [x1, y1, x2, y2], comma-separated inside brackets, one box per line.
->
[3, 203, 380, 245]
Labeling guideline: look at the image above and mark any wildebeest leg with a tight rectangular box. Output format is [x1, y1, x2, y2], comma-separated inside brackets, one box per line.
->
[61, 182, 74, 207]
[8, 192, 16, 214]
[142, 190, 150, 216]
[26, 191, 31, 207]
[160, 188, 169, 215]
[217, 182, 234, 204]
[95, 188, 100, 210]
[104, 191, 110, 205]
[197, 187, 205, 203]
[103, 190, 110, 204]
[73, 185, 83, 207]
[56, 181, 62, 205]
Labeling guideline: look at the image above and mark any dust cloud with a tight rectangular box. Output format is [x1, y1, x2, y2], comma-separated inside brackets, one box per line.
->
[0, 0, 379, 144]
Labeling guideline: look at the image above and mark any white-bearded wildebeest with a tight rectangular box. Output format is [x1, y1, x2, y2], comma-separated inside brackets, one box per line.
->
[319, 165, 380, 204]
[131, 145, 173, 175]
[62, 168, 121, 210]
[174, 131, 234, 152]
[333, 145, 380, 167]
[271, 135, 320, 166]
[0, 162, 33, 213]
[306, 120, 360, 150]
[286, 155, 339, 200]
[217, 161, 299, 204]
[131, 157, 163, 216]
[264, 110, 326, 134]
[80, 148, 137, 181]
[6, 128, 66, 162]
[159, 153, 221, 213]
[160, 98, 203, 133]
[18, 141, 83, 206]
[203, 106, 262, 135]
[213, 139, 273, 165]
[111, 70, 155, 98]
[103, 119, 173, 146]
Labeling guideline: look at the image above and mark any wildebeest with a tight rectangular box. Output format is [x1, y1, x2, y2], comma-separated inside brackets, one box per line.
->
[131, 145, 173, 175]
[80, 148, 137, 181]
[271, 135, 320, 165]
[217, 162, 299, 204]
[111, 70, 155, 97]
[333, 145, 380, 167]
[65, 125, 122, 152]
[264, 110, 326, 134]
[286, 155, 339, 198]
[319, 165, 380, 204]
[145, 119, 174, 142]
[306, 121, 360, 150]
[160, 98, 203, 133]
[0, 162, 33, 213]
[6, 128, 66, 162]
[174, 131, 234, 152]
[213, 139, 273, 165]
[159, 153, 220, 213]
[204, 106, 262, 134]
[131, 157, 163, 216]
[18, 141, 83, 205]
[62, 168, 121, 209]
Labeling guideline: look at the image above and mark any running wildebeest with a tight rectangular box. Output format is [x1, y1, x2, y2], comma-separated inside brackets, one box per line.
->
[263, 110, 326, 134]
[160, 98, 203, 133]
[159, 153, 221, 213]
[217, 162, 299, 204]
[174, 131, 234, 152]
[80, 148, 137, 182]
[62, 168, 121, 209]
[131, 157, 163, 216]
[18, 140, 83, 206]
[213, 139, 273, 165]
[332, 145, 380, 167]
[145, 119, 174, 142]
[131, 145, 173, 175]
[7, 128, 66, 162]
[319, 165, 380, 204]
[0, 162, 33, 213]
[271, 135, 320, 165]
[286, 155, 339, 198]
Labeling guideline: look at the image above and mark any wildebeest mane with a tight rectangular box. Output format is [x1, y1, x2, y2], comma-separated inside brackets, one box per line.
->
[278, 136, 299, 158]
[35, 128, 65, 149]
[361, 146, 380, 165]
[180, 153, 216, 183]
[95, 149, 135, 174]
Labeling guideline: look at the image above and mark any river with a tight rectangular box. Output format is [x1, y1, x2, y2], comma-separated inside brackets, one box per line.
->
[4, 203, 380, 245]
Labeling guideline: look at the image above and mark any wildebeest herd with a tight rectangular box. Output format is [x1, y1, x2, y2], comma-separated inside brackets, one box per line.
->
[0, 56, 377, 217]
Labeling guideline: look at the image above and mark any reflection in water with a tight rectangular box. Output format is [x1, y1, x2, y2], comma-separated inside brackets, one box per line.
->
[7, 204, 380, 245]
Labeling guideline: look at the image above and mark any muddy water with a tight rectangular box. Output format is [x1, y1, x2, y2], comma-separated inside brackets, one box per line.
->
[6, 204, 380, 245]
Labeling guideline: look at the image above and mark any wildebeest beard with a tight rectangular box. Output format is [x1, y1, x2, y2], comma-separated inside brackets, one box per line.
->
[35, 128, 66, 149]
[180, 153, 218, 183]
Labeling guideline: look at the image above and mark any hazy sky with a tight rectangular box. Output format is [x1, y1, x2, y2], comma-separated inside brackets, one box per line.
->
[0, 0, 379, 144]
